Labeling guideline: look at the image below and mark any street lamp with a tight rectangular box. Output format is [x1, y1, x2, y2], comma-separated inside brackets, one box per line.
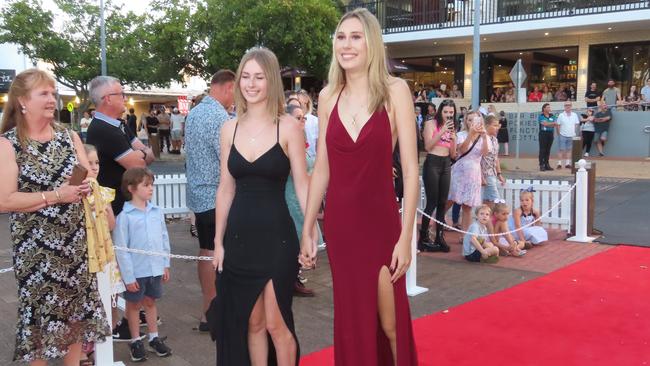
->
[100, 0, 107, 76]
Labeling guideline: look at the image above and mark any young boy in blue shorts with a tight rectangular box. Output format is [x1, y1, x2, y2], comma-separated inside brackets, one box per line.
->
[113, 167, 172, 362]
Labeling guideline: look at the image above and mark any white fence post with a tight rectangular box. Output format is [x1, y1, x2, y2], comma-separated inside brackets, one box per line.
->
[567, 159, 595, 243]
[94, 266, 125, 366]
[404, 201, 428, 297]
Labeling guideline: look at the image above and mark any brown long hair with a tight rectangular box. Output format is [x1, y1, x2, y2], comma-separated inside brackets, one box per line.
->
[1, 68, 56, 146]
[234, 47, 285, 121]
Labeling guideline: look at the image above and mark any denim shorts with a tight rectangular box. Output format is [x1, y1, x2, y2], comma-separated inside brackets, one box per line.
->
[558, 135, 573, 151]
[482, 175, 501, 202]
[595, 130, 608, 141]
[123, 276, 163, 303]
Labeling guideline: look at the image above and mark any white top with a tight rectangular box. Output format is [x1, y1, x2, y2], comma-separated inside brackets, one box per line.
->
[170, 113, 185, 130]
[304, 113, 318, 158]
[80, 117, 91, 132]
[581, 116, 595, 132]
[557, 111, 580, 137]
[641, 85, 650, 102]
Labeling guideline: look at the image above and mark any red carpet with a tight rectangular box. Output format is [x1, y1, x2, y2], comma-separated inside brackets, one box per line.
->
[301, 246, 650, 365]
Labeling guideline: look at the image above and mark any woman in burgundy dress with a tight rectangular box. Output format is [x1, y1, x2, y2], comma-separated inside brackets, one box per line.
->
[300, 8, 419, 365]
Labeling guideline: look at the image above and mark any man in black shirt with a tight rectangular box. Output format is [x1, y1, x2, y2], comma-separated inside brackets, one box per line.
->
[584, 82, 600, 108]
[126, 108, 137, 135]
[86, 76, 155, 215]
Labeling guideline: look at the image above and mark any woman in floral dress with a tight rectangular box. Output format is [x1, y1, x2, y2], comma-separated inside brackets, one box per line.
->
[448, 111, 489, 231]
[0, 69, 110, 364]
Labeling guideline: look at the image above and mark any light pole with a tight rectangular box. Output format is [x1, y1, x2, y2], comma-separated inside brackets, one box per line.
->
[100, 0, 107, 76]
[471, 0, 480, 110]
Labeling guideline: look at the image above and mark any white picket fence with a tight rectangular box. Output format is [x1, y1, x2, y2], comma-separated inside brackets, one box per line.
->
[156, 174, 572, 230]
[418, 177, 572, 230]
[152, 174, 190, 217]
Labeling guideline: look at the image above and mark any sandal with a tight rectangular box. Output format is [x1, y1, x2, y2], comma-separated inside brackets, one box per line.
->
[190, 224, 198, 237]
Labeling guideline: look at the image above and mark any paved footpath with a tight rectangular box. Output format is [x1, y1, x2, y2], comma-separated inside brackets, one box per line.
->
[0, 215, 613, 365]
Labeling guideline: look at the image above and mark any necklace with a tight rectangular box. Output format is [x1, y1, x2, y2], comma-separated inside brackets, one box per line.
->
[242, 121, 272, 143]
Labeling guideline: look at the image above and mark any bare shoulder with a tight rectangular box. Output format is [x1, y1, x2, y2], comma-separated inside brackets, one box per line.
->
[221, 118, 238, 139]
[279, 114, 302, 137]
[388, 76, 410, 95]
[318, 85, 338, 117]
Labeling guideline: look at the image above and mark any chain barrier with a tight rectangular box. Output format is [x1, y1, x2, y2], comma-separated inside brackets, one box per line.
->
[418, 182, 577, 237]
[114, 246, 213, 261]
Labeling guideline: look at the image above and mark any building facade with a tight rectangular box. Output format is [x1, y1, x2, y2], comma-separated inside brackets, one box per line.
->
[346, 0, 650, 105]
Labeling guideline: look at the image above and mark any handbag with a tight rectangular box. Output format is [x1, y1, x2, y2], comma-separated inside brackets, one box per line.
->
[451, 137, 480, 166]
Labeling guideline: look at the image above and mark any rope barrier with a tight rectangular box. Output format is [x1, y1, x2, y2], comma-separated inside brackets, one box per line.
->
[0, 266, 14, 274]
[418, 182, 577, 237]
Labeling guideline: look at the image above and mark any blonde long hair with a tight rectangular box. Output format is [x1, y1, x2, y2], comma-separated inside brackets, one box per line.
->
[1, 68, 56, 146]
[234, 47, 285, 121]
[327, 8, 391, 113]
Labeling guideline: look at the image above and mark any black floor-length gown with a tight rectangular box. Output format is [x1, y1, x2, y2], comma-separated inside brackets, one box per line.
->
[208, 121, 300, 366]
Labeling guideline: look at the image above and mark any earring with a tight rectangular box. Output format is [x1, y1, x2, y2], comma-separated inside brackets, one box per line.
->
[21, 105, 26, 114]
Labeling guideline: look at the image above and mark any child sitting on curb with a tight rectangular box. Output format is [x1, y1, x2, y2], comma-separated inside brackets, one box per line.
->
[508, 189, 549, 246]
[463, 205, 500, 263]
[490, 201, 529, 256]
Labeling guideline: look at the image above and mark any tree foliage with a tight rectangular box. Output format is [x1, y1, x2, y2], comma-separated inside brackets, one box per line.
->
[0, 0, 341, 109]
[0, 0, 189, 111]
[194, 0, 340, 79]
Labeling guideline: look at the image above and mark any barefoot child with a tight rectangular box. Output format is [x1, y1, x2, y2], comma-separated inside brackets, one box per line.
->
[113, 168, 172, 362]
[508, 189, 549, 245]
[490, 202, 529, 256]
[463, 205, 500, 263]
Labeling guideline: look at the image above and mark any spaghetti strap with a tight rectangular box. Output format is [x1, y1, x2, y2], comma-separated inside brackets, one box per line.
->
[276, 118, 280, 143]
[233, 122, 239, 141]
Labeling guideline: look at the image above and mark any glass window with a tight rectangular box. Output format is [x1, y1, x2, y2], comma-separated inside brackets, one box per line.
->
[480, 47, 579, 103]
[390, 55, 465, 98]
[589, 41, 650, 98]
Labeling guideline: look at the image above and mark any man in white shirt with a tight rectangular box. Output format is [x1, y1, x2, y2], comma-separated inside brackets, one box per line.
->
[641, 79, 650, 111]
[556, 101, 580, 168]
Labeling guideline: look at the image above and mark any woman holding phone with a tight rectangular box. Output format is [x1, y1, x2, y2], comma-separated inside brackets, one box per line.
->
[447, 111, 489, 231]
[419, 99, 457, 252]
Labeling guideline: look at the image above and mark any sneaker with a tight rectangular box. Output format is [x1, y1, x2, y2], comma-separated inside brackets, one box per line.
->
[297, 273, 308, 284]
[129, 339, 147, 362]
[139, 310, 162, 327]
[598, 152, 605, 157]
[584, 152, 589, 157]
[148, 337, 172, 357]
[556, 164, 562, 169]
[113, 318, 145, 342]
[565, 164, 572, 169]
[293, 281, 315, 297]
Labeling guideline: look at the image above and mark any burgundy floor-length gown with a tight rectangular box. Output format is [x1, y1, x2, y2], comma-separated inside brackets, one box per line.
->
[323, 94, 418, 365]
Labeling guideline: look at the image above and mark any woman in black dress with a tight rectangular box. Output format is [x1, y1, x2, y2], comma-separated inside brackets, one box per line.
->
[209, 48, 312, 366]
[497, 110, 509, 156]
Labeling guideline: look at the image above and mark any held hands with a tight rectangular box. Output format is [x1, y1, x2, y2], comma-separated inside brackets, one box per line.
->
[299, 233, 318, 269]
[389, 239, 411, 283]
